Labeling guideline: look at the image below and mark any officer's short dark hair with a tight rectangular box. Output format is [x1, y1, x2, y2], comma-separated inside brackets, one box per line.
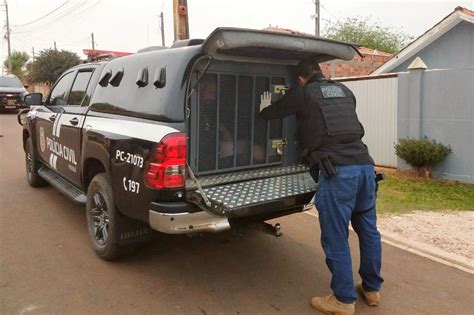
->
[296, 59, 322, 78]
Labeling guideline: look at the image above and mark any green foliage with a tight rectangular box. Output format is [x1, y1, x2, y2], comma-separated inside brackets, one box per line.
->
[377, 173, 474, 214]
[323, 17, 413, 54]
[3, 51, 30, 78]
[27, 49, 81, 84]
[395, 138, 451, 178]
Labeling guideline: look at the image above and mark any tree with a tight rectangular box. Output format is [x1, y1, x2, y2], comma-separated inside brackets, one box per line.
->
[3, 51, 30, 78]
[323, 17, 413, 54]
[27, 49, 81, 84]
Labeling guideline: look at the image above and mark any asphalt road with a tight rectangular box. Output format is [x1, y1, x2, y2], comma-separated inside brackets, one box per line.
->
[1, 113, 473, 315]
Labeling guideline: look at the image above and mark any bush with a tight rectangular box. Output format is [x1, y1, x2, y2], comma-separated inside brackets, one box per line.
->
[395, 137, 451, 178]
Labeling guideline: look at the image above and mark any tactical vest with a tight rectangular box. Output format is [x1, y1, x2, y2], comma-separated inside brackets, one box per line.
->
[298, 76, 373, 166]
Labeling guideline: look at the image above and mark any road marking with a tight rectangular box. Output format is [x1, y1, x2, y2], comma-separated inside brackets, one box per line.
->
[303, 211, 473, 274]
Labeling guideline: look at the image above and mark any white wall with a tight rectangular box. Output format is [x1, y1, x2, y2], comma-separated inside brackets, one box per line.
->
[342, 77, 398, 167]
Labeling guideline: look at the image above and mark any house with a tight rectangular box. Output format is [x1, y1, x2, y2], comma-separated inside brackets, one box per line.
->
[320, 47, 392, 78]
[263, 26, 392, 78]
[372, 6, 474, 74]
[340, 7, 474, 183]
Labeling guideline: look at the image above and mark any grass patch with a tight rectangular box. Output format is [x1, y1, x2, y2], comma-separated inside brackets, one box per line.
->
[376, 172, 474, 214]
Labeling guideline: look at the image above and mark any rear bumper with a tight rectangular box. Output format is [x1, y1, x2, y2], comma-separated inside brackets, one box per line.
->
[148, 193, 313, 234]
[149, 206, 230, 234]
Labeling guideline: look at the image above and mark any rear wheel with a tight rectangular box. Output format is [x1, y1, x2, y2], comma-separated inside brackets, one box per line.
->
[25, 138, 47, 187]
[86, 173, 141, 260]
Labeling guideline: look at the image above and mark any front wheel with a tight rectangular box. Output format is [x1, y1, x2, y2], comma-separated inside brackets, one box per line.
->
[25, 138, 47, 187]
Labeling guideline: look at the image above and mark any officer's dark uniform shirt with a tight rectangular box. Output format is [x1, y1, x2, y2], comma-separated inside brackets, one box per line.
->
[260, 73, 373, 166]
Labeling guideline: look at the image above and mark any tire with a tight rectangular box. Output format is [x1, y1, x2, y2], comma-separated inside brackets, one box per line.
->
[86, 173, 139, 260]
[25, 138, 47, 187]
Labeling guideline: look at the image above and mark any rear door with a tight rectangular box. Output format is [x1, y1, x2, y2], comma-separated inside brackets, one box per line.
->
[54, 67, 99, 185]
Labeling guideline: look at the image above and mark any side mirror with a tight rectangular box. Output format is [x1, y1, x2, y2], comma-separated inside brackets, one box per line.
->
[24, 93, 43, 106]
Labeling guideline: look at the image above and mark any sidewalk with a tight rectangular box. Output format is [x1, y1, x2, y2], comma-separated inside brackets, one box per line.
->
[305, 208, 474, 274]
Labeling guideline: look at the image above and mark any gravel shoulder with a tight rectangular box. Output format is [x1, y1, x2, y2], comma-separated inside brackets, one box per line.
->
[377, 211, 474, 264]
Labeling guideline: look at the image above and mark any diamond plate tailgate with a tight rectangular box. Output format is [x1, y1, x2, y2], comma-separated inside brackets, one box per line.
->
[186, 165, 316, 218]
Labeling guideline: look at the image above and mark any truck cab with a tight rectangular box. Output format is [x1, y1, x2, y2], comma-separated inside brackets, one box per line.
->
[20, 28, 360, 260]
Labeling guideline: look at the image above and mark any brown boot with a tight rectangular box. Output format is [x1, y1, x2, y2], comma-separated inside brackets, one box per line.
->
[356, 284, 380, 306]
[310, 294, 355, 315]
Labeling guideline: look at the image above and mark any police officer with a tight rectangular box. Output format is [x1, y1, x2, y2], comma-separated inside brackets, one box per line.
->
[259, 60, 383, 315]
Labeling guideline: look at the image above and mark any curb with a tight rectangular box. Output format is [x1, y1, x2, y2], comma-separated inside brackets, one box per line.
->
[378, 229, 474, 274]
[303, 211, 474, 274]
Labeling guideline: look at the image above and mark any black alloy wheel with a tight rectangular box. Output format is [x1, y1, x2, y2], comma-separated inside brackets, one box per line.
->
[86, 173, 136, 260]
[26, 151, 33, 181]
[89, 192, 110, 246]
[25, 138, 47, 187]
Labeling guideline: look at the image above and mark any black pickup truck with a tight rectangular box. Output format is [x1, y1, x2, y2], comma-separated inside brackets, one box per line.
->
[19, 28, 360, 260]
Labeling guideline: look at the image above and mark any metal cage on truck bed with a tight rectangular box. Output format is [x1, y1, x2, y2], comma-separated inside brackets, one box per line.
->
[188, 61, 300, 175]
[183, 27, 361, 218]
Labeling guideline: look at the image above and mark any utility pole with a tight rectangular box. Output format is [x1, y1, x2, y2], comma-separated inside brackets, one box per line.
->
[32, 47, 35, 62]
[4, 0, 12, 73]
[173, 0, 189, 41]
[54, 41, 57, 50]
[314, 0, 320, 36]
[159, 11, 165, 46]
[91, 32, 95, 50]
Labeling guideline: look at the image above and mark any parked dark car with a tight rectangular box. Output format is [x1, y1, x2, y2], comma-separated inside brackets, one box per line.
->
[0, 74, 28, 112]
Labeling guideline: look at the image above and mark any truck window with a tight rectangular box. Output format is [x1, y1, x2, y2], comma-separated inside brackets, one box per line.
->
[48, 72, 75, 106]
[68, 70, 94, 106]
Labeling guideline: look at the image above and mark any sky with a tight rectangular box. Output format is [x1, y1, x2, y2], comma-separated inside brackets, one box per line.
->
[1, 0, 473, 68]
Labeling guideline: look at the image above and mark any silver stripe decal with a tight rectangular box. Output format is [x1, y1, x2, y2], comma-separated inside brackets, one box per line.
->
[52, 113, 63, 137]
[84, 116, 180, 143]
[53, 155, 58, 170]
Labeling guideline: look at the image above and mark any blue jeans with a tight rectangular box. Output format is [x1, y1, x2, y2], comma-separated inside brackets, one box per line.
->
[314, 164, 383, 303]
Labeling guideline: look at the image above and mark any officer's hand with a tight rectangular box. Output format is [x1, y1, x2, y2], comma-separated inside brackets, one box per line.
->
[259, 91, 272, 112]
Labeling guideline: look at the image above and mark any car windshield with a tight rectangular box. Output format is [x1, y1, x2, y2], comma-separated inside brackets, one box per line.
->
[0, 76, 24, 88]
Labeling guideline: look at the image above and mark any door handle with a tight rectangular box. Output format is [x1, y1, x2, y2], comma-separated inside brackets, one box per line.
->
[69, 117, 79, 126]
[49, 115, 56, 122]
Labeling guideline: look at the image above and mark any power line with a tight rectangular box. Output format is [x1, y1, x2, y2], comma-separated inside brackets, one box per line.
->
[13, 1, 70, 28]
[12, 1, 89, 35]
[320, 3, 339, 20]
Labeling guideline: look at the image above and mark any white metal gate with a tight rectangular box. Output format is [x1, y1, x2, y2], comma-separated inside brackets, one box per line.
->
[339, 75, 398, 167]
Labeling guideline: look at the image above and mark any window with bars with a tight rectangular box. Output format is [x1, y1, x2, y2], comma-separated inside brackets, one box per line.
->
[194, 72, 286, 174]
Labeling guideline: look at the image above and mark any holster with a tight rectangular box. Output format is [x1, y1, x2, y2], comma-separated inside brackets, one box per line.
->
[319, 155, 336, 178]
[302, 148, 336, 181]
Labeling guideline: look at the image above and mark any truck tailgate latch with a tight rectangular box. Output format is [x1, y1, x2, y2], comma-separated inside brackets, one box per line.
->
[186, 164, 228, 216]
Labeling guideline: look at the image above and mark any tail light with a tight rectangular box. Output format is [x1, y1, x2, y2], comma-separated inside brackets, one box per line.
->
[144, 133, 186, 189]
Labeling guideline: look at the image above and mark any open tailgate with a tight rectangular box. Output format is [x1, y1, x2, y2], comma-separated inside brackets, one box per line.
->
[186, 165, 316, 218]
[201, 27, 361, 64]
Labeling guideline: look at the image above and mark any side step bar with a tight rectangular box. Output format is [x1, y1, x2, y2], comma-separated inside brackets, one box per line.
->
[38, 167, 87, 204]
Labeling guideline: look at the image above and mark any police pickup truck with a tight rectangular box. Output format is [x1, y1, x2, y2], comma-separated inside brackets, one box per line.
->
[19, 28, 360, 260]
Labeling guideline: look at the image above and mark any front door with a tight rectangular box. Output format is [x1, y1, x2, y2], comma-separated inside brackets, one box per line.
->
[34, 71, 75, 169]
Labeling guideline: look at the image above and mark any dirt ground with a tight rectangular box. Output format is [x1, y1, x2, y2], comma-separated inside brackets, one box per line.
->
[377, 211, 474, 260]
